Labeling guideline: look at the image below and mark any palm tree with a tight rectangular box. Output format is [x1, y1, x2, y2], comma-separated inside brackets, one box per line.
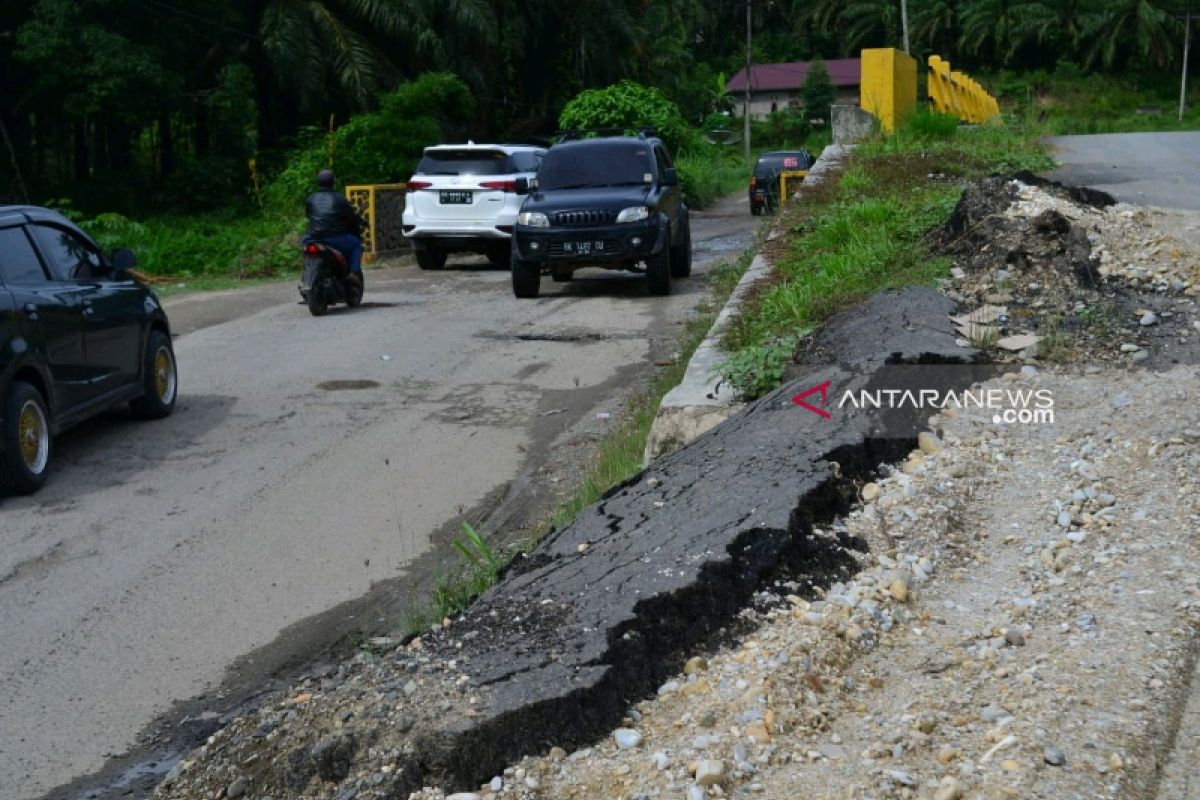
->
[912, 0, 961, 58]
[1083, 0, 1183, 69]
[256, 0, 494, 111]
[1009, 0, 1096, 57]
[958, 0, 1028, 64]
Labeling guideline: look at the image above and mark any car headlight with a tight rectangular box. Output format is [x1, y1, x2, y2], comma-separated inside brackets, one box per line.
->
[616, 206, 650, 223]
[518, 212, 549, 227]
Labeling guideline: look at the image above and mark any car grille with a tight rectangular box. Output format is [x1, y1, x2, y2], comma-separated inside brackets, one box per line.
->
[552, 209, 616, 226]
[548, 240, 618, 256]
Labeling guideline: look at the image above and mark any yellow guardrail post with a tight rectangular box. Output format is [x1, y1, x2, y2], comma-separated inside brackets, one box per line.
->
[926, 56, 1000, 125]
[345, 183, 408, 263]
[778, 169, 809, 203]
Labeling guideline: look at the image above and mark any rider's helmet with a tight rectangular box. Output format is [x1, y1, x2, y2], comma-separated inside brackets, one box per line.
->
[316, 169, 335, 189]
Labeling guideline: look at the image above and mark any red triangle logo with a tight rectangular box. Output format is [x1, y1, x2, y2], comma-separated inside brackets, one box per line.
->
[792, 380, 832, 419]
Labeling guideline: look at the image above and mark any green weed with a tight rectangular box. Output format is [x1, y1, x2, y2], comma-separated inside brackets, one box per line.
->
[721, 117, 1052, 399]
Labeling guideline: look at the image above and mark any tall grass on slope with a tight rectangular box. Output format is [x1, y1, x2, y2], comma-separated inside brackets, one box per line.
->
[719, 117, 1054, 399]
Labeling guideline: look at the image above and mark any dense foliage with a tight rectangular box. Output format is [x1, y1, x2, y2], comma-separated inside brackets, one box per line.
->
[0, 0, 1193, 216]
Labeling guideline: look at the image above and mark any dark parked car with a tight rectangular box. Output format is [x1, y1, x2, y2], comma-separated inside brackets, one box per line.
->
[510, 132, 692, 298]
[749, 149, 816, 215]
[0, 206, 176, 494]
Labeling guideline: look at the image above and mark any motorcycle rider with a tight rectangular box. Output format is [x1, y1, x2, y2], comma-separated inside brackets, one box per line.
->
[305, 168, 367, 286]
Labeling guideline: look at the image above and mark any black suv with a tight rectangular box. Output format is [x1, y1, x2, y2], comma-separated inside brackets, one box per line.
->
[510, 133, 692, 298]
[749, 149, 815, 215]
[1, 206, 176, 494]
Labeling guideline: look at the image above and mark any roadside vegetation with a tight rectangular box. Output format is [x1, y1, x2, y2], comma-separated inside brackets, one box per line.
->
[992, 64, 1200, 134]
[720, 111, 1056, 398]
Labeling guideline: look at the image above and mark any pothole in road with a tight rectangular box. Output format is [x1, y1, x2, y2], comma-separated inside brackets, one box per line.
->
[316, 380, 381, 391]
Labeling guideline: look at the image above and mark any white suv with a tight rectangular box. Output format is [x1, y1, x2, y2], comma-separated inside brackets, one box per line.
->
[402, 143, 546, 270]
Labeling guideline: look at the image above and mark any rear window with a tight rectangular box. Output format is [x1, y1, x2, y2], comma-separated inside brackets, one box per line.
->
[538, 144, 653, 190]
[755, 151, 813, 176]
[415, 149, 513, 176]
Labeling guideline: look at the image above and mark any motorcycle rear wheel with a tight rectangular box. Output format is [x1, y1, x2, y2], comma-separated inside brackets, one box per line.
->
[346, 275, 364, 307]
[307, 285, 329, 316]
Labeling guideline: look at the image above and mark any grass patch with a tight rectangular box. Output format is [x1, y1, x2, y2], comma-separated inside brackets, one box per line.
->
[678, 150, 751, 209]
[990, 68, 1200, 135]
[721, 115, 1054, 399]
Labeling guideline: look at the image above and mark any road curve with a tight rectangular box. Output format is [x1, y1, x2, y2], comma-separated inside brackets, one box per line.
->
[0, 194, 757, 799]
[1045, 131, 1200, 211]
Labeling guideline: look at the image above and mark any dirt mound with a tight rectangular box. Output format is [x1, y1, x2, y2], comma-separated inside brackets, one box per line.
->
[929, 175, 1200, 369]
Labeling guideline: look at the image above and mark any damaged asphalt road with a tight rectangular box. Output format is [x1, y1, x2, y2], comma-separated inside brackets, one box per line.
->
[152, 287, 996, 799]
[0, 195, 757, 800]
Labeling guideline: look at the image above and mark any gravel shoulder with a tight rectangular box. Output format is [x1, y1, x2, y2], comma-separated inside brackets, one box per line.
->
[407, 364, 1200, 800]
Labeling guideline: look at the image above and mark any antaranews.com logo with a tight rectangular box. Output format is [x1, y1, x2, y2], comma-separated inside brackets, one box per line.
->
[793, 381, 1055, 425]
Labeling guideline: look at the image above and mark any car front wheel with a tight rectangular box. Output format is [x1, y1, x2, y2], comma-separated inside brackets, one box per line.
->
[512, 257, 541, 298]
[1, 381, 52, 494]
[646, 244, 672, 296]
[670, 217, 692, 278]
[130, 330, 178, 420]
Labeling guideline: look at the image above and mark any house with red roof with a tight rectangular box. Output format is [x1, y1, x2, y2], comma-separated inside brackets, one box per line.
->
[725, 58, 861, 120]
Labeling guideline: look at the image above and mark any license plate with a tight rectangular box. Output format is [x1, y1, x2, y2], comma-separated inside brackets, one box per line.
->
[563, 240, 605, 255]
[439, 191, 472, 204]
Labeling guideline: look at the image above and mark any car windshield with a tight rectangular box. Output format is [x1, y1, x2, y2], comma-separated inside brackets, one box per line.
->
[415, 149, 512, 176]
[538, 144, 652, 190]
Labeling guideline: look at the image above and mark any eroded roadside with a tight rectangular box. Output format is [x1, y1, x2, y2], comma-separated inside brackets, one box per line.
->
[142, 179, 1200, 800]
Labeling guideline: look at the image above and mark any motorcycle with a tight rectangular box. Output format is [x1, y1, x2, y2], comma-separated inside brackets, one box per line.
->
[299, 240, 363, 316]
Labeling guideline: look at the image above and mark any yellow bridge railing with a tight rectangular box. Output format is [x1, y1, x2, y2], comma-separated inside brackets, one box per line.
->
[345, 183, 409, 263]
[779, 170, 809, 203]
[927, 56, 1000, 124]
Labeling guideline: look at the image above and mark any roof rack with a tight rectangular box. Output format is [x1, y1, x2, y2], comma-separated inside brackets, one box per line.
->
[556, 125, 658, 142]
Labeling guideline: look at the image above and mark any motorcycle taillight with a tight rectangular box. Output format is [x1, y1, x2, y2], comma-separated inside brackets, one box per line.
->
[304, 243, 321, 255]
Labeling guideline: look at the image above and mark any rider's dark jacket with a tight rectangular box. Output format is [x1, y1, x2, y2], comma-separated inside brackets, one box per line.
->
[305, 189, 365, 239]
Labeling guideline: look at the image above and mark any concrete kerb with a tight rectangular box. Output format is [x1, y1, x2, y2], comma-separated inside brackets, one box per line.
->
[643, 144, 856, 463]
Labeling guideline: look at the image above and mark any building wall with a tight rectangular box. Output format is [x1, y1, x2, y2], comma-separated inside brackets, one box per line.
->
[739, 87, 860, 120]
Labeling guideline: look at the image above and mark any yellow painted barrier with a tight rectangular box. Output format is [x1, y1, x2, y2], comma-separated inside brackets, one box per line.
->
[345, 183, 409, 263]
[779, 170, 809, 203]
[928, 56, 1000, 124]
[859, 48, 917, 133]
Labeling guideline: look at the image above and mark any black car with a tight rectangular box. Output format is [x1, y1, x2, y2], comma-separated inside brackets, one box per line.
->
[749, 149, 815, 215]
[510, 133, 692, 298]
[0, 206, 177, 494]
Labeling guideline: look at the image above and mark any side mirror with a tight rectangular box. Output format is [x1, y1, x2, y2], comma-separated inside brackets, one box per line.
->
[515, 177, 530, 195]
[663, 167, 678, 187]
[111, 248, 137, 271]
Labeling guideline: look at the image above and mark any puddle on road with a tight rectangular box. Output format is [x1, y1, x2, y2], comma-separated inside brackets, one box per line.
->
[65, 751, 181, 800]
[316, 380, 381, 391]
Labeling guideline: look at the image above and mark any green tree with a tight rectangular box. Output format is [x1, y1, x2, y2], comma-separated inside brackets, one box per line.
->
[1083, 0, 1183, 69]
[959, 0, 1027, 64]
[558, 80, 694, 153]
[802, 58, 837, 124]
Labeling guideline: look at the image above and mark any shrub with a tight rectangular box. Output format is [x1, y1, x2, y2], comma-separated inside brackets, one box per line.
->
[559, 80, 697, 154]
[905, 109, 960, 139]
[265, 72, 474, 210]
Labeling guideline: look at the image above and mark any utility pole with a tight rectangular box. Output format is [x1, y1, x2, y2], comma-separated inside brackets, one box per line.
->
[1182, 2, 1193, 123]
[744, 0, 752, 162]
[901, 0, 910, 53]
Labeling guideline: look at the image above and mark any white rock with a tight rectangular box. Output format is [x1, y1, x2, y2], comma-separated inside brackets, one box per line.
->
[695, 760, 725, 788]
[614, 728, 642, 750]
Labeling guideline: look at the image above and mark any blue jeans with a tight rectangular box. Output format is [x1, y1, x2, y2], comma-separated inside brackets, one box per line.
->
[319, 233, 363, 272]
